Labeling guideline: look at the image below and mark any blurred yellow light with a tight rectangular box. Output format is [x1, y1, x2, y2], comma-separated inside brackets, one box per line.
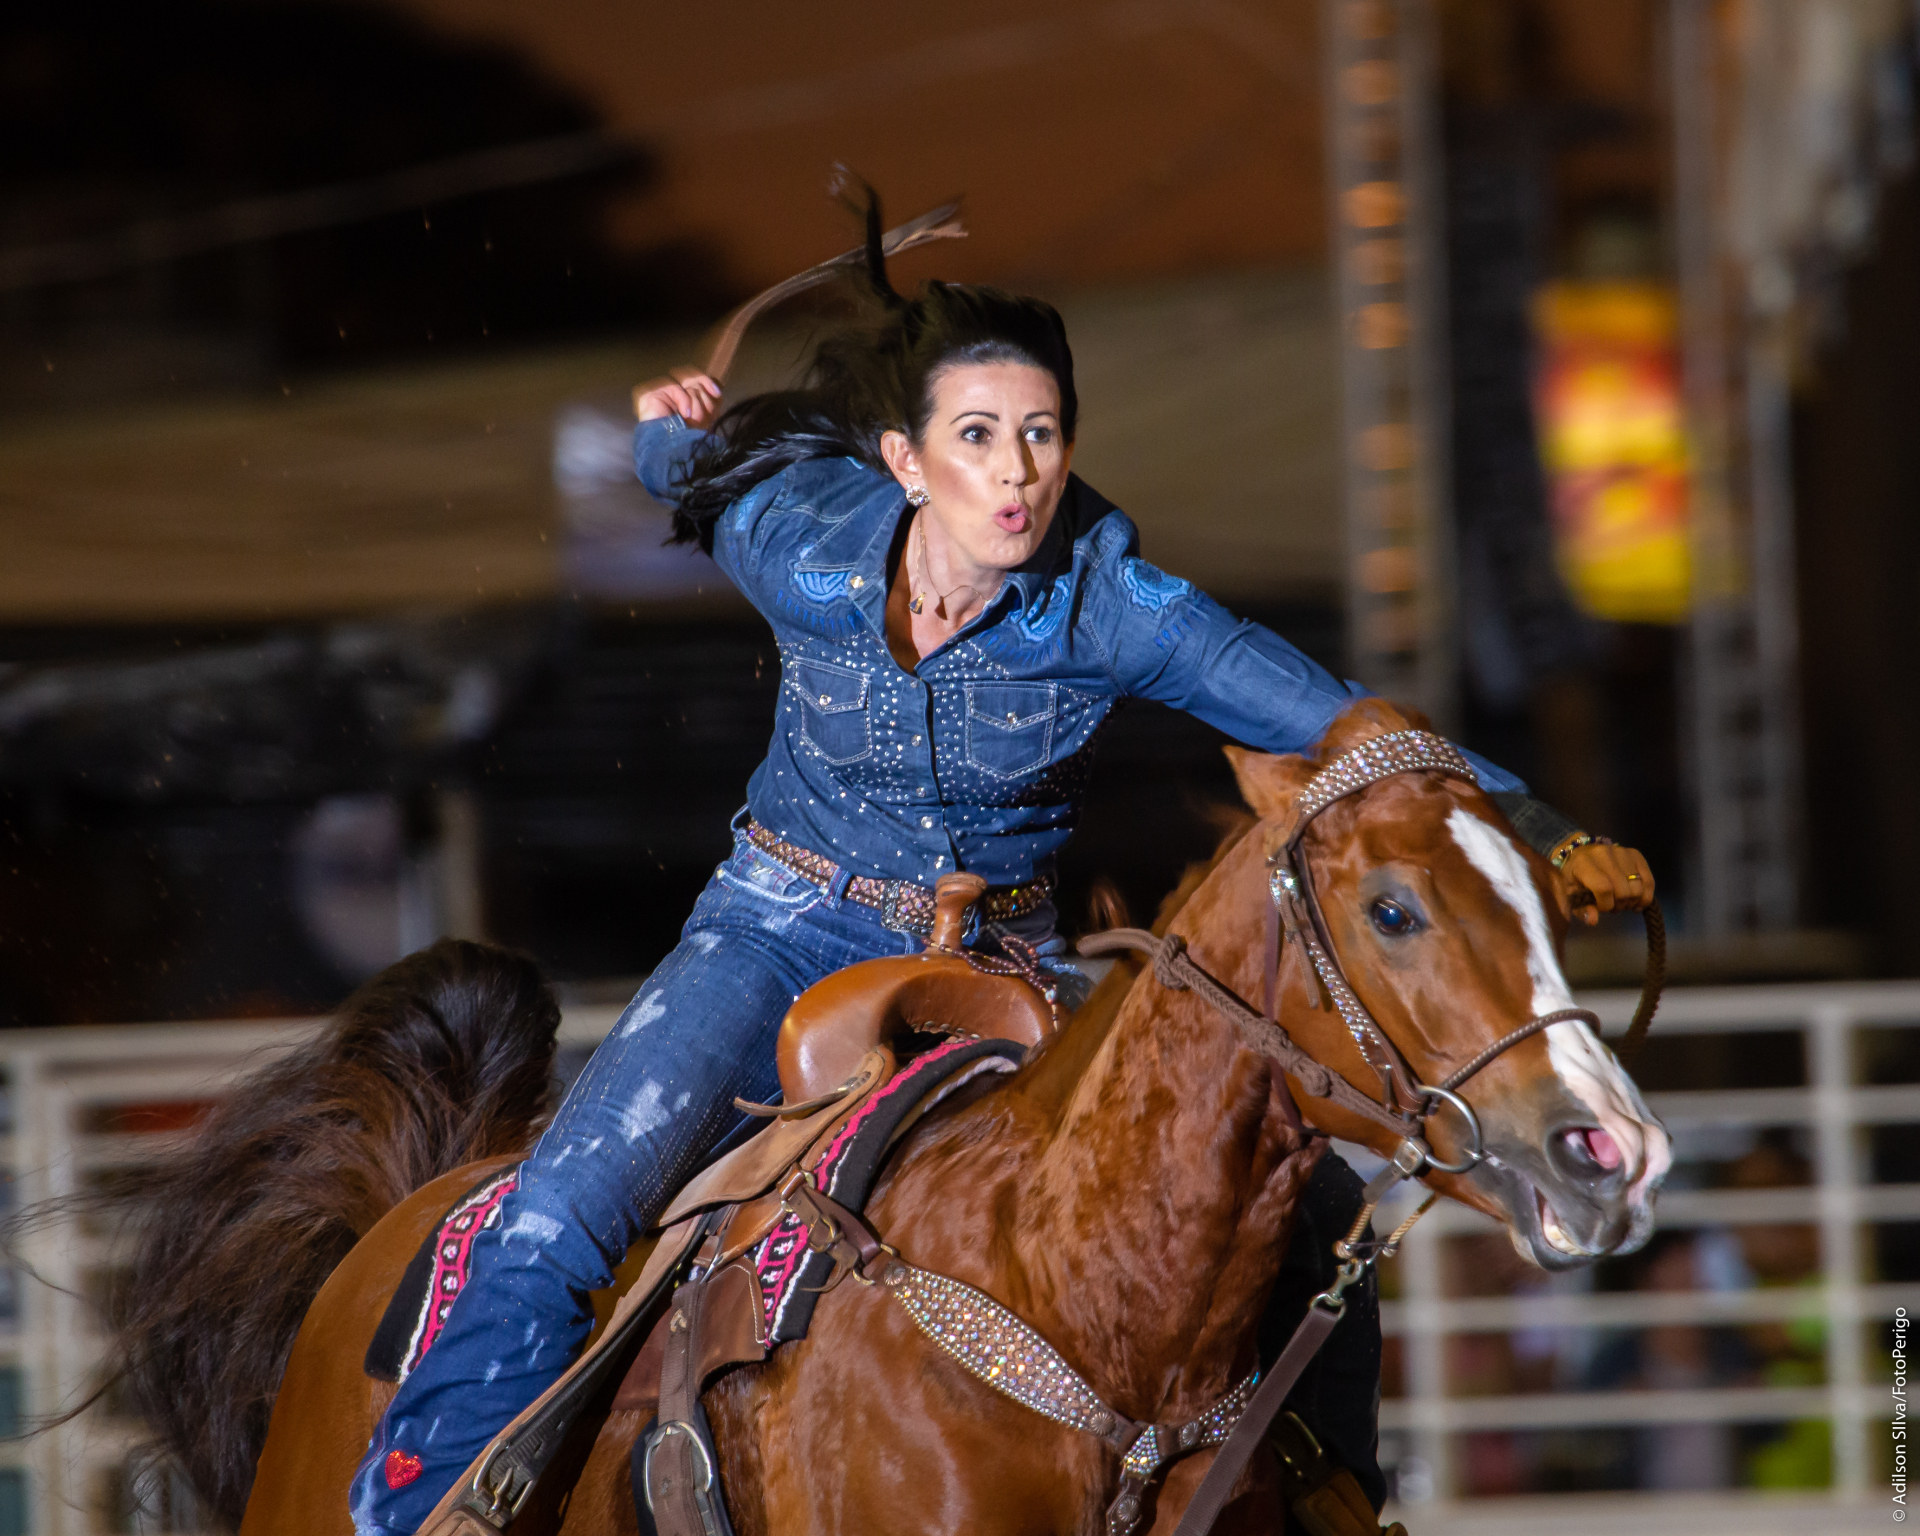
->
[1533, 281, 1693, 624]
[1345, 181, 1404, 229]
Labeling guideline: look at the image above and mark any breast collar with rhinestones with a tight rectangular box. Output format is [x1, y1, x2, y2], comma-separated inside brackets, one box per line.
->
[770, 1168, 1261, 1536]
[880, 1260, 1256, 1536]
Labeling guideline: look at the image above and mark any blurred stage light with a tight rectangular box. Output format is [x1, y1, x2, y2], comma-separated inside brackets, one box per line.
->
[1532, 282, 1691, 625]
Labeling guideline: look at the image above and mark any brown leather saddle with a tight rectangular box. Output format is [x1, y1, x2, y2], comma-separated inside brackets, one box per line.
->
[773, 870, 1058, 1104]
[411, 873, 1059, 1536]
[621, 871, 1055, 1395]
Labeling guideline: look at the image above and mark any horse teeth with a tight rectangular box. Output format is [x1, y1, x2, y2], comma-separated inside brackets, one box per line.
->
[1539, 1199, 1584, 1256]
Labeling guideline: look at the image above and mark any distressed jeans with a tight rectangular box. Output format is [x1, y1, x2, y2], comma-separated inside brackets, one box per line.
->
[350, 828, 1080, 1533]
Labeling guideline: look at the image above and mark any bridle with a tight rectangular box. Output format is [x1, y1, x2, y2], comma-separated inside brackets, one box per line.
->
[1267, 729, 1610, 1171]
[1083, 728, 1664, 1194]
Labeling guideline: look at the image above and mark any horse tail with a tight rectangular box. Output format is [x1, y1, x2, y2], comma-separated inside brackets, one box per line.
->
[114, 939, 561, 1529]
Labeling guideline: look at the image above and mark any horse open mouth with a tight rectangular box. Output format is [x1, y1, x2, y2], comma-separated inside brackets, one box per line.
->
[1486, 1146, 1664, 1269]
[1536, 1188, 1600, 1259]
[1475, 1153, 1637, 1269]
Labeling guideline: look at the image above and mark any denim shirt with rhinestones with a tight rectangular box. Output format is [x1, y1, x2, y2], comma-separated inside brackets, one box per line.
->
[635, 416, 1524, 889]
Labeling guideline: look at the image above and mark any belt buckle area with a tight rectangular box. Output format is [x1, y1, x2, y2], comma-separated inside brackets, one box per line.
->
[879, 881, 931, 937]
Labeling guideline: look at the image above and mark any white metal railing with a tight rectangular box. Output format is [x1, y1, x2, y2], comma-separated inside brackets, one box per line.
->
[1366, 978, 1920, 1528]
[1, 1008, 621, 1536]
[5, 983, 1918, 1531]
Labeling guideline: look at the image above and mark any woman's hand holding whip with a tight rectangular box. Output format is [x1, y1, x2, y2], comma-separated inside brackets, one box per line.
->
[634, 367, 723, 427]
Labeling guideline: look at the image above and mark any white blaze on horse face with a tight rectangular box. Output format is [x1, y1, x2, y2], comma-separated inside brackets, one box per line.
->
[1444, 808, 1672, 1203]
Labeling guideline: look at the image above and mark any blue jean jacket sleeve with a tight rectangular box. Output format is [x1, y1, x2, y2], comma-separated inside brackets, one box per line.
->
[1456, 745, 1528, 796]
[1092, 536, 1527, 795]
[633, 415, 709, 505]
[632, 418, 808, 598]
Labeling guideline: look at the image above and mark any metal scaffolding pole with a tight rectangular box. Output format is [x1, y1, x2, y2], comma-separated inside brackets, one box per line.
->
[1325, 0, 1456, 729]
[1670, 0, 1805, 936]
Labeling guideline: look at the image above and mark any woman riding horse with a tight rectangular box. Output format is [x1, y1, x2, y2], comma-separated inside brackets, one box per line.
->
[352, 205, 1655, 1534]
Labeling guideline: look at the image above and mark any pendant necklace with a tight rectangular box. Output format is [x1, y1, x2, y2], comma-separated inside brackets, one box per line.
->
[908, 515, 989, 620]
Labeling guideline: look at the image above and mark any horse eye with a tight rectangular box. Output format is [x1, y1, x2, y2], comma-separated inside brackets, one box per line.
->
[1371, 899, 1416, 936]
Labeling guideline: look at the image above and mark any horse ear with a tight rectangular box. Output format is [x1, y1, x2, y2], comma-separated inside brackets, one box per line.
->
[1223, 745, 1314, 820]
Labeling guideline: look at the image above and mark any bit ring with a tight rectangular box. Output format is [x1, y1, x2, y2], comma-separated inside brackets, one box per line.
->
[1410, 1082, 1485, 1174]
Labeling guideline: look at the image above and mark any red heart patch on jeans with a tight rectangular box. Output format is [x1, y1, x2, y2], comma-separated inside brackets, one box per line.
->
[384, 1450, 424, 1490]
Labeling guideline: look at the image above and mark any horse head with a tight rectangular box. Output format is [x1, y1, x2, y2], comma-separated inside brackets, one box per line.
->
[1225, 698, 1671, 1269]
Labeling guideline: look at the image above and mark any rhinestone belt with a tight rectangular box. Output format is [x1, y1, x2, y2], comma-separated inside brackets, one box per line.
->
[742, 819, 1053, 937]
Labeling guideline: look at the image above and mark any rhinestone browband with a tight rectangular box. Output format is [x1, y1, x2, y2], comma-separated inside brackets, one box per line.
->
[743, 819, 1053, 937]
[1289, 729, 1478, 826]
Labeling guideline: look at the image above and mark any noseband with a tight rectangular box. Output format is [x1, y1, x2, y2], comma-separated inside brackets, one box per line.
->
[1084, 729, 1654, 1183]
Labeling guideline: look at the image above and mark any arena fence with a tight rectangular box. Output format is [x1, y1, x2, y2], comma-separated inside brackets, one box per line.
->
[1369, 978, 1920, 1534]
[1, 983, 1916, 1533]
[0, 1005, 619, 1536]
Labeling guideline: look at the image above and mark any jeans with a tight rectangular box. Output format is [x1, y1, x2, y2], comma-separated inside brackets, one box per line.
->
[350, 830, 1080, 1533]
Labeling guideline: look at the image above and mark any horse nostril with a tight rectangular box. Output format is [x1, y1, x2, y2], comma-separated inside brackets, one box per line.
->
[1555, 1126, 1623, 1177]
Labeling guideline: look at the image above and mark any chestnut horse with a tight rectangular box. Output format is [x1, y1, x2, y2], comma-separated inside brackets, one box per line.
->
[182, 700, 1666, 1535]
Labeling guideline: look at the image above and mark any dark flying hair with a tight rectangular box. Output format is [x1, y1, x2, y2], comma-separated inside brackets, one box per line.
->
[670, 190, 1078, 553]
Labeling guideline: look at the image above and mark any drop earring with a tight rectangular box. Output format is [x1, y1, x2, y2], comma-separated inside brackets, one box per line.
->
[905, 485, 932, 614]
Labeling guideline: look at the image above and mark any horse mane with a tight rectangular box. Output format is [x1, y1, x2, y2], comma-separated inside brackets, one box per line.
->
[51, 940, 561, 1530]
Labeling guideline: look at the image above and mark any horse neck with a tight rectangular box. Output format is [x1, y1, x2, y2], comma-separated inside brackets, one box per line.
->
[1014, 831, 1315, 1423]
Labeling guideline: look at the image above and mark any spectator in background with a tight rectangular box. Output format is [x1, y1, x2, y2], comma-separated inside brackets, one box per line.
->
[1727, 1131, 1830, 1488]
[1586, 1228, 1752, 1489]
[1643, 1232, 1740, 1489]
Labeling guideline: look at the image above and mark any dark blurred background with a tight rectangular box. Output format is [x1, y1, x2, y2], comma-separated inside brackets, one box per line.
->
[2, 0, 1915, 1024]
